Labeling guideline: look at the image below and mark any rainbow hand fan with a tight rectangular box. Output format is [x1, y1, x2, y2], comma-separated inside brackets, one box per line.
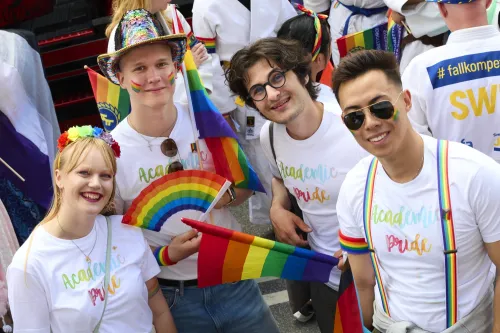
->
[122, 170, 231, 231]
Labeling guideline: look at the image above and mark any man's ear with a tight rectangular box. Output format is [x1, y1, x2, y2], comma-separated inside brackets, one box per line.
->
[437, 3, 448, 18]
[116, 72, 126, 89]
[403, 89, 412, 113]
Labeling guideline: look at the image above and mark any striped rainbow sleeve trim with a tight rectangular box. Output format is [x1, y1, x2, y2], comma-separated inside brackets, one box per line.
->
[197, 37, 216, 54]
[339, 231, 369, 254]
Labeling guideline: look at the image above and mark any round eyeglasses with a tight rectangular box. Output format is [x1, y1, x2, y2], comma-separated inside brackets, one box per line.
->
[248, 69, 288, 102]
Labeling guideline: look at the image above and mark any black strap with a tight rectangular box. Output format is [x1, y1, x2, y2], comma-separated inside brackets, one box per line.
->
[236, 0, 251, 11]
[269, 122, 277, 162]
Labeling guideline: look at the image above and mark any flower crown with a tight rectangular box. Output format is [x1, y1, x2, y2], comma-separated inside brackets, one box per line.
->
[57, 126, 121, 158]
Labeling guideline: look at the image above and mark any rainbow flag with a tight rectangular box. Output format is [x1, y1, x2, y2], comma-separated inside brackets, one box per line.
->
[182, 218, 338, 288]
[387, 14, 404, 62]
[86, 66, 131, 132]
[174, 14, 265, 193]
[334, 268, 372, 333]
[337, 23, 387, 59]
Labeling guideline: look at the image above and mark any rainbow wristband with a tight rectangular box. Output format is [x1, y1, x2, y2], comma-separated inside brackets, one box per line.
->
[154, 246, 178, 266]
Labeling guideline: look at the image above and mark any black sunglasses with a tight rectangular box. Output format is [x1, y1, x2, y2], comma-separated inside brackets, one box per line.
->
[160, 138, 184, 174]
[342, 92, 403, 131]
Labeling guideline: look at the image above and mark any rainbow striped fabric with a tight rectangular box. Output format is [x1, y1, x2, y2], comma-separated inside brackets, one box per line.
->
[339, 231, 369, 254]
[386, 14, 404, 62]
[181, 35, 264, 192]
[197, 37, 216, 54]
[86, 66, 130, 132]
[182, 218, 338, 288]
[337, 23, 387, 59]
[437, 140, 458, 327]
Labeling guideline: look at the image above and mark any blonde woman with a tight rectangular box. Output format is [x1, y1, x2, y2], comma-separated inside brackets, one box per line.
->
[6, 126, 176, 333]
[106, 0, 212, 106]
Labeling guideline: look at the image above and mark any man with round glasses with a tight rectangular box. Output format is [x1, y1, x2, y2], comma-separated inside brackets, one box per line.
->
[333, 49, 500, 332]
[226, 37, 367, 333]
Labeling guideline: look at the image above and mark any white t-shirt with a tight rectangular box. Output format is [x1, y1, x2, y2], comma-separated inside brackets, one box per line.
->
[337, 135, 500, 332]
[317, 83, 342, 115]
[403, 25, 500, 163]
[260, 107, 368, 290]
[7, 215, 159, 333]
[112, 103, 240, 280]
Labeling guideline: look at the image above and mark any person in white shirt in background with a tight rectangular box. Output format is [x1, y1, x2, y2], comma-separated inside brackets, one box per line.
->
[100, 9, 280, 333]
[106, 0, 211, 106]
[403, 0, 500, 164]
[332, 49, 500, 333]
[225, 37, 368, 333]
[383, 0, 448, 74]
[275, 6, 343, 325]
[277, 5, 342, 115]
[7, 126, 176, 333]
[305, 0, 388, 66]
[191, 0, 296, 226]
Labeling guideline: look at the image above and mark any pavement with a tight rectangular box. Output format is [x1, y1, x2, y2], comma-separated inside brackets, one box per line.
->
[229, 202, 320, 333]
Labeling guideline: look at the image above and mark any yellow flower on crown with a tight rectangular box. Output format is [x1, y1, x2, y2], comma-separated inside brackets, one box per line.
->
[67, 127, 80, 141]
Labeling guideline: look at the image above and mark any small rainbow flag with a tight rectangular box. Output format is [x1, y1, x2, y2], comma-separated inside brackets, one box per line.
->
[173, 11, 265, 193]
[181, 218, 338, 288]
[387, 13, 404, 62]
[122, 170, 231, 231]
[86, 66, 131, 132]
[336, 23, 387, 59]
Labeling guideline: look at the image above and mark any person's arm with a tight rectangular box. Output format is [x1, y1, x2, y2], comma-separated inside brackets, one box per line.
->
[469, 158, 500, 333]
[7, 267, 51, 332]
[214, 187, 253, 209]
[401, 62, 433, 136]
[146, 278, 177, 333]
[336, 174, 375, 329]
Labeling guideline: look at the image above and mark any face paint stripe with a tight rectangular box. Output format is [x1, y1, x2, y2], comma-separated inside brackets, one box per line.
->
[168, 72, 175, 86]
[392, 109, 400, 121]
[131, 80, 142, 93]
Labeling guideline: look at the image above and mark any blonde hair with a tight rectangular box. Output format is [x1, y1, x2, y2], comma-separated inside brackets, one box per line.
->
[24, 137, 118, 281]
[105, 0, 172, 38]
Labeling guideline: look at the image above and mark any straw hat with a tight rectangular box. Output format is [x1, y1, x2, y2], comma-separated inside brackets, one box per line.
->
[98, 9, 187, 85]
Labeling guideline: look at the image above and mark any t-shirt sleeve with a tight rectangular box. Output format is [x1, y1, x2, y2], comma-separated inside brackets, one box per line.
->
[7, 267, 51, 333]
[336, 174, 369, 255]
[139, 232, 161, 281]
[259, 121, 282, 179]
[402, 60, 433, 136]
[469, 159, 500, 243]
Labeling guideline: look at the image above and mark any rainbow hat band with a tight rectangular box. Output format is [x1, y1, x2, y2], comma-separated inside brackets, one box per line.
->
[97, 9, 187, 85]
[425, 0, 476, 3]
[57, 126, 121, 158]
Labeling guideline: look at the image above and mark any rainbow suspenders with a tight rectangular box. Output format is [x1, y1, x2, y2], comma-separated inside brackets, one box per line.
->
[362, 140, 458, 328]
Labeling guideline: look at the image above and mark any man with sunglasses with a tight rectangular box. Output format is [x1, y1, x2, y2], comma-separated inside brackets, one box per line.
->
[333, 49, 500, 332]
[402, 0, 500, 164]
[226, 37, 367, 333]
[99, 9, 280, 333]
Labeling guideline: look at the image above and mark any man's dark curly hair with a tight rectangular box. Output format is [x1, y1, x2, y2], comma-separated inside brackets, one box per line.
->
[225, 37, 319, 109]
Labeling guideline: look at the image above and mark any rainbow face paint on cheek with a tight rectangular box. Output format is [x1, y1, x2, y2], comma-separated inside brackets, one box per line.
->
[131, 80, 142, 93]
[168, 72, 175, 86]
[392, 109, 400, 122]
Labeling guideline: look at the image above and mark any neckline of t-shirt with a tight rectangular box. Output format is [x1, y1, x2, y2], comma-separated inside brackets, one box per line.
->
[38, 219, 100, 246]
[375, 136, 435, 188]
[124, 102, 185, 141]
[282, 108, 333, 146]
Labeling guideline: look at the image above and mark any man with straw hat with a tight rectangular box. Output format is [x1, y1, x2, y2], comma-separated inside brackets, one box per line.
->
[402, 0, 500, 164]
[97, 9, 279, 333]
